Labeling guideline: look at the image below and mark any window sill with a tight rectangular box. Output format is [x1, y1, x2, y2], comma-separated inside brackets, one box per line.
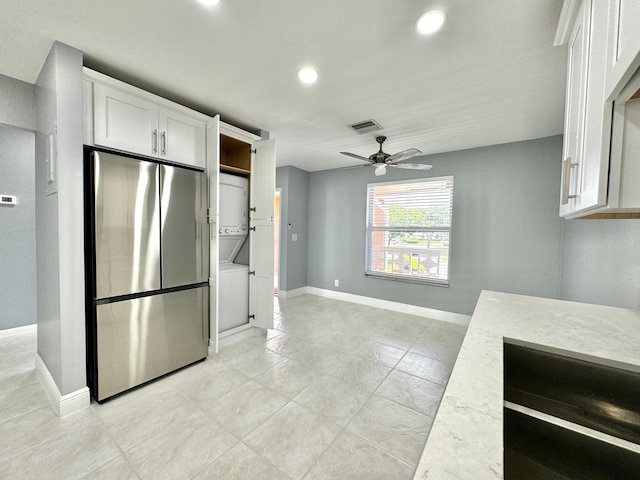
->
[365, 272, 449, 287]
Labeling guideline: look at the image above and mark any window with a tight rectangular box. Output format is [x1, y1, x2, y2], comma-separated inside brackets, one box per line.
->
[365, 176, 453, 285]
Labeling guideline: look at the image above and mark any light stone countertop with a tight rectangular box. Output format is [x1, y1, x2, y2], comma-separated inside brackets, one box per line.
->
[412, 290, 640, 479]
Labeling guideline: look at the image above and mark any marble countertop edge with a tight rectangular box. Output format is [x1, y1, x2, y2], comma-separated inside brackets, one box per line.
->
[412, 290, 640, 480]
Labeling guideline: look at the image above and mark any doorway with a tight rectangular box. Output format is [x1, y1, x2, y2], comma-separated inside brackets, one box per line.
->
[274, 188, 281, 295]
[0, 125, 37, 331]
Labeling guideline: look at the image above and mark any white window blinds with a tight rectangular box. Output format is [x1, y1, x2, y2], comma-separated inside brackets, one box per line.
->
[365, 176, 454, 285]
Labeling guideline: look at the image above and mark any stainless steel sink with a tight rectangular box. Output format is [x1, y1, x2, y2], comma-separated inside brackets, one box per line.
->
[503, 342, 640, 479]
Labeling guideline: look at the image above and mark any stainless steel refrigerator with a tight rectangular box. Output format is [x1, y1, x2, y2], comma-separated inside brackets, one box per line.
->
[84, 150, 209, 402]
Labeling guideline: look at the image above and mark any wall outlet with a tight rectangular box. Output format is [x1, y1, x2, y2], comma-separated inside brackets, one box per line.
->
[334, 279, 339, 287]
[292, 233, 298, 241]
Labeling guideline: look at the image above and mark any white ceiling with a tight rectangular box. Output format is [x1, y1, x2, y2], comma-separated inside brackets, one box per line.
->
[0, 0, 566, 172]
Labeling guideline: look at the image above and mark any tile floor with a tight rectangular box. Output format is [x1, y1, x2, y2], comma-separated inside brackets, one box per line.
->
[0, 295, 467, 480]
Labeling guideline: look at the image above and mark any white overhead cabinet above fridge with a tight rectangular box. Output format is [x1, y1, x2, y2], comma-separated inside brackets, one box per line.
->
[84, 69, 207, 169]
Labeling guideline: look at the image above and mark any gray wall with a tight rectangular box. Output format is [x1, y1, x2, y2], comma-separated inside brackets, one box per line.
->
[560, 219, 640, 309]
[0, 74, 36, 131]
[307, 136, 564, 316]
[0, 125, 37, 329]
[276, 166, 309, 292]
[35, 42, 86, 395]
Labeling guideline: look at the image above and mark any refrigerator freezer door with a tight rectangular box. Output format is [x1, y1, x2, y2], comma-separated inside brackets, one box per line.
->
[95, 287, 208, 401]
[94, 152, 160, 299]
[160, 165, 209, 288]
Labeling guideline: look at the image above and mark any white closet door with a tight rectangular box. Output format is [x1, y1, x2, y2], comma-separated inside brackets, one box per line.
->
[250, 140, 276, 220]
[249, 220, 274, 329]
[249, 139, 276, 329]
[207, 115, 220, 352]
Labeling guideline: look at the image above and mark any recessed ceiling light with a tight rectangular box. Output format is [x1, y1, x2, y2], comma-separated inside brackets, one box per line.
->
[197, 0, 220, 6]
[297, 67, 319, 85]
[415, 10, 446, 35]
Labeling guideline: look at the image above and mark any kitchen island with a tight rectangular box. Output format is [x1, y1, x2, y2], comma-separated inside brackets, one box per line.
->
[413, 290, 640, 479]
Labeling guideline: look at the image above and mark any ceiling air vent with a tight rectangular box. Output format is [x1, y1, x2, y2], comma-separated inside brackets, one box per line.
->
[348, 119, 383, 134]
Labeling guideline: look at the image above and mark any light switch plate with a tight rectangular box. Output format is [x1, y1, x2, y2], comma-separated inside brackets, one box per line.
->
[45, 130, 57, 195]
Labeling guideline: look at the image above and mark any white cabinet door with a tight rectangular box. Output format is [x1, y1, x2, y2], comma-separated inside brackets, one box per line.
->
[249, 220, 274, 330]
[559, 0, 611, 218]
[251, 140, 276, 220]
[605, 0, 640, 99]
[91, 75, 207, 169]
[159, 107, 207, 169]
[559, 0, 590, 217]
[207, 115, 220, 352]
[573, 0, 611, 215]
[93, 83, 158, 157]
[249, 139, 276, 330]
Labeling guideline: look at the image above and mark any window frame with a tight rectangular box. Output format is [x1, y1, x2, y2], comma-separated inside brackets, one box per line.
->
[364, 175, 454, 286]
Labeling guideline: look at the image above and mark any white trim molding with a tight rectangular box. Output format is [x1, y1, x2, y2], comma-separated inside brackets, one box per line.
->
[0, 324, 37, 339]
[278, 287, 308, 300]
[289, 287, 471, 326]
[554, 0, 581, 46]
[35, 354, 90, 417]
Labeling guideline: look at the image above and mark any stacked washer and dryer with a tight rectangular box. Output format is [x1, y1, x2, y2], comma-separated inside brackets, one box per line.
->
[218, 173, 250, 333]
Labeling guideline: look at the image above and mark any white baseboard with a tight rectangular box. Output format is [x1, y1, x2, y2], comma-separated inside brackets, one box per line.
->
[305, 287, 471, 326]
[35, 354, 90, 417]
[208, 326, 265, 353]
[278, 287, 307, 299]
[0, 324, 37, 339]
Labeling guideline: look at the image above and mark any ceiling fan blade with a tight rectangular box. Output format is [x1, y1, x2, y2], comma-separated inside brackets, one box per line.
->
[388, 163, 433, 170]
[334, 164, 370, 171]
[386, 148, 422, 164]
[340, 151, 372, 163]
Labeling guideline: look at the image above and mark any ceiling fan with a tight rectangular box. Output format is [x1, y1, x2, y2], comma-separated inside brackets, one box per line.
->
[340, 136, 432, 176]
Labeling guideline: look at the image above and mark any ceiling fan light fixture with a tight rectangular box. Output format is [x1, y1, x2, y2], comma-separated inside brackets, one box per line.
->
[374, 165, 387, 176]
[415, 10, 446, 35]
[297, 67, 319, 85]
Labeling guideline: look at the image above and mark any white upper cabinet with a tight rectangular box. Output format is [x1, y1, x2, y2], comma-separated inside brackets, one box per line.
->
[556, 0, 611, 217]
[158, 107, 206, 167]
[85, 69, 207, 169]
[604, 0, 640, 100]
[556, 0, 640, 218]
[93, 82, 159, 157]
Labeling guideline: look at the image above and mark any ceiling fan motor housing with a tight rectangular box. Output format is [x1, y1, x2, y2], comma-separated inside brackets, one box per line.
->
[370, 136, 390, 163]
